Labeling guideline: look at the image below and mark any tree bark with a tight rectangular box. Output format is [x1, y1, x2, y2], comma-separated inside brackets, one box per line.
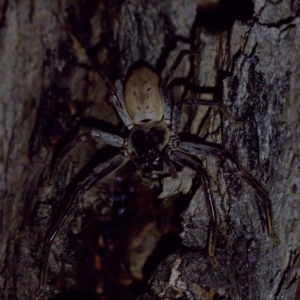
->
[0, 0, 299, 299]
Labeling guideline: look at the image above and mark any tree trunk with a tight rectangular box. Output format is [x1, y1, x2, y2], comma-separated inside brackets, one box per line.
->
[0, 0, 299, 299]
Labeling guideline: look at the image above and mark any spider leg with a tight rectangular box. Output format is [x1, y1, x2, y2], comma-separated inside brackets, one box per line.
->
[172, 98, 242, 133]
[35, 154, 128, 297]
[164, 156, 178, 178]
[179, 140, 280, 244]
[160, 50, 199, 126]
[86, 49, 134, 129]
[46, 129, 124, 185]
[161, 50, 199, 90]
[169, 150, 218, 267]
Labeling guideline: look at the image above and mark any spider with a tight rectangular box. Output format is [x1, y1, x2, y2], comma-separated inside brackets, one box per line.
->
[35, 49, 278, 296]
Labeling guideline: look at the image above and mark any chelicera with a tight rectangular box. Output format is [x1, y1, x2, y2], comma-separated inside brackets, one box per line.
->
[35, 50, 279, 296]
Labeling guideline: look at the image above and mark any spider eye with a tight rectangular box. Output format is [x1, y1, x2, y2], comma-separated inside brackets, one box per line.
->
[153, 157, 161, 163]
[142, 162, 153, 174]
[152, 157, 164, 171]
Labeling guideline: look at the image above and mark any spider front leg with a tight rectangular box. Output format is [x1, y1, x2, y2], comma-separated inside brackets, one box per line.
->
[172, 98, 242, 133]
[35, 154, 128, 297]
[169, 150, 218, 267]
[46, 129, 124, 185]
[179, 140, 280, 244]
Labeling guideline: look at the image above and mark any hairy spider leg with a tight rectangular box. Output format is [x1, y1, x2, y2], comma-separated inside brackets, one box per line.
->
[169, 150, 218, 267]
[160, 50, 199, 126]
[173, 98, 243, 133]
[164, 157, 178, 178]
[179, 140, 280, 244]
[35, 154, 128, 297]
[160, 49, 241, 132]
[46, 130, 124, 185]
[86, 50, 134, 129]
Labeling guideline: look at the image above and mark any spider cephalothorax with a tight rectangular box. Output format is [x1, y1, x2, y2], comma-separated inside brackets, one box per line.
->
[128, 121, 171, 179]
[35, 50, 279, 296]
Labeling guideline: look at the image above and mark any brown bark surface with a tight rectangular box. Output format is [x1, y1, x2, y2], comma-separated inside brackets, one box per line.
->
[0, 0, 299, 299]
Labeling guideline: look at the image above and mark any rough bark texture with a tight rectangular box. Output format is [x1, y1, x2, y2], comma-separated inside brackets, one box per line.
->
[0, 0, 299, 299]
